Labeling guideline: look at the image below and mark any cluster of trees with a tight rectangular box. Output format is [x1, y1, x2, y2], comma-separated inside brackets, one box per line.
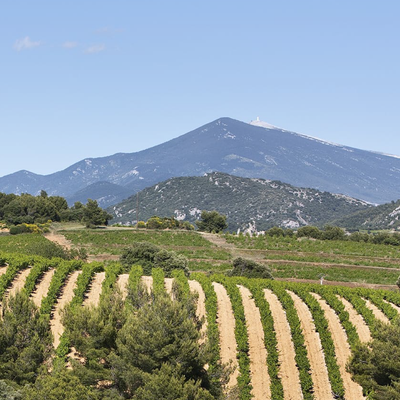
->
[136, 216, 194, 231]
[254, 225, 400, 246]
[228, 257, 273, 279]
[0, 191, 111, 229]
[196, 211, 228, 233]
[120, 242, 189, 276]
[0, 278, 222, 399]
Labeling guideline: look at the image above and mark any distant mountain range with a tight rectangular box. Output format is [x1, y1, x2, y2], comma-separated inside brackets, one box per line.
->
[2, 117, 400, 205]
[107, 172, 371, 232]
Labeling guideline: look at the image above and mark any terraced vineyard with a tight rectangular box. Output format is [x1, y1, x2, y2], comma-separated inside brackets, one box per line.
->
[1, 249, 399, 399]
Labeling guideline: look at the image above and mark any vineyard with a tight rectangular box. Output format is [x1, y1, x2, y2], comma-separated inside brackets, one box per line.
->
[1, 239, 400, 399]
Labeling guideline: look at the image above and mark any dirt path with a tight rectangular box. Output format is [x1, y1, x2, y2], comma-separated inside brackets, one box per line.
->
[363, 299, 390, 324]
[0, 266, 7, 276]
[6, 268, 32, 298]
[117, 274, 129, 300]
[212, 282, 239, 390]
[164, 278, 174, 299]
[141, 276, 153, 294]
[337, 296, 371, 343]
[288, 290, 334, 400]
[31, 269, 56, 308]
[188, 280, 208, 341]
[264, 289, 302, 400]
[45, 231, 73, 250]
[84, 272, 106, 307]
[50, 271, 82, 348]
[311, 293, 365, 400]
[383, 299, 400, 314]
[238, 285, 270, 400]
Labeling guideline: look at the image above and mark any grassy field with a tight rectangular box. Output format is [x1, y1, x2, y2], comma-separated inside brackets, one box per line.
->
[1, 225, 399, 286]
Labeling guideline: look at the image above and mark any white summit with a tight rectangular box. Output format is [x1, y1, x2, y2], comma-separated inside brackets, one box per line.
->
[249, 116, 278, 129]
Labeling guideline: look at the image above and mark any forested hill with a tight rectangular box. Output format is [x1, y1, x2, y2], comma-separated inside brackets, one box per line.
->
[108, 172, 371, 232]
[2, 117, 400, 204]
[332, 199, 400, 230]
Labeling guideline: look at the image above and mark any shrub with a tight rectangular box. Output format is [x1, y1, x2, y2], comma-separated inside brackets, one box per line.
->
[228, 257, 273, 279]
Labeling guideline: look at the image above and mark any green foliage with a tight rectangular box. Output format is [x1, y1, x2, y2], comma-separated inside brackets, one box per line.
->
[120, 242, 189, 277]
[0, 291, 52, 385]
[144, 216, 194, 230]
[238, 278, 284, 399]
[83, 199, 112, 228]
[290, 285, 344, 399]
[23, 258, 59, 296]
[127, 265, 150, 309]
[22, 369, 98, 400]
[196, 210, 228, 233]
[0, 235, 73, 260]
[348, 318, 400, 399]
[229, 257, 273, 279]
[0, 254, 31, 300]
[111, 294, 209, 395]
[212, 275, 252, 399]
[296, 226, 322, 239]
[0, 380, 22, 400]
[132, 363, 214, 400]
[151, 268, 165, 296]
[40, 260, 83, 315]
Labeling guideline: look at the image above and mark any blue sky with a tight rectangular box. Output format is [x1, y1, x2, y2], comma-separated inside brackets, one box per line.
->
[1, 0, 400, 177]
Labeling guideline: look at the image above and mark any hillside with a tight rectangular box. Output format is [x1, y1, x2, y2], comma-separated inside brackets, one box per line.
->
[107, 172, 371, 231]
[333, 199, 400, 230]
[2, 117, 400, 204]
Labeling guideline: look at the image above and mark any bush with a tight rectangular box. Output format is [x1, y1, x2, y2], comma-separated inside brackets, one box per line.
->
[120, 242, 189, 277]
[229, 257, 273, 279]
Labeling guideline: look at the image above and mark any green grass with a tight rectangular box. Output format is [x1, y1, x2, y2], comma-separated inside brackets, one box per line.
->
[272, 263, 399, 285]
[63, 229, 214, 255]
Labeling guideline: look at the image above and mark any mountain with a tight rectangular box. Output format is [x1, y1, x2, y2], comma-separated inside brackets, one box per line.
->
[66, 181, 133, 208]
[107, 172, 371, 232]
[2, 117, 400, 204]
[332, 199, 400, 231]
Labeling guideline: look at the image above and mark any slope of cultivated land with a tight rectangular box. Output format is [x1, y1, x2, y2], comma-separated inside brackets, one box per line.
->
[383, 299, 400, 314]
[337, 296, 371, 343]
[238, 285, 270, 400]
[6, 267, 31, 298]
[264, 288, 302, 400]
[117, 273, 129, 300]
[164, 277, 174, 299]
[141, 275, 153, 294]
[212, 281, 239, 389]
[0, 266, 7, 276]
[50, 270, 82, 348]
[84, 272, 106, 307]
[188, 279, 207, 341]
[31, 269, 56, 308]
[288, 290, 334, 400]
[311, 293, 365, 400]
[363, 299, 390, 324]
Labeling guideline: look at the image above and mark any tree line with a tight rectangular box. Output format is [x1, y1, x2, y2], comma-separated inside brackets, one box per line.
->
[0, 191, 111, 229]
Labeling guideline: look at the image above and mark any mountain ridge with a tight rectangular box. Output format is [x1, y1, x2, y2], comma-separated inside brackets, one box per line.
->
[2, 117, 400, 204]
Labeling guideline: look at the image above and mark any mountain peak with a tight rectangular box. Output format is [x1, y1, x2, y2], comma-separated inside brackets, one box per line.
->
[249, 116, 279, 130]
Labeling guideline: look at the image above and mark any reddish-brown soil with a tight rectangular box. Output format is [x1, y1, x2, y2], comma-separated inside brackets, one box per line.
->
[238, 285, 270, 400]
[264, 288, 302, 400]
[311, 293, 365, 399]
[288, 290, 334, 400]
[212, 282, 239, 390]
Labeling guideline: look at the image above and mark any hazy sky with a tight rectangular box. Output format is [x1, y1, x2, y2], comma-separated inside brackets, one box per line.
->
[1, 1, 400, 177]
